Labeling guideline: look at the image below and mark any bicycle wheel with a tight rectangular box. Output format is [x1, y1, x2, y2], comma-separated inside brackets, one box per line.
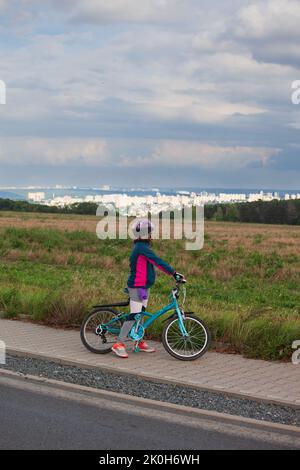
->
[80, 308, 122, 354]
[162, 314, 210, 361]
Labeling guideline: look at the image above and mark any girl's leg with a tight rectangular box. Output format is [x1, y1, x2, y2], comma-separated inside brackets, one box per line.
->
[112, 289, 153, 357]
[131, 294, 155, 353]
[118, 297, 146, 341]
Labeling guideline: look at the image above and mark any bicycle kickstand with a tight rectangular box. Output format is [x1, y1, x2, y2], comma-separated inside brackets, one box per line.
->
[133, 341, 140, 353]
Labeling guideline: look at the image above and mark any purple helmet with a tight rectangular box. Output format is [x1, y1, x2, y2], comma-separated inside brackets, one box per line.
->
[132, 218, 154, 239]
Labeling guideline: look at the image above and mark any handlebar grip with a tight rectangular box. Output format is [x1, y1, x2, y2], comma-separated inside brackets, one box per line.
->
[175, 273, 186, 283]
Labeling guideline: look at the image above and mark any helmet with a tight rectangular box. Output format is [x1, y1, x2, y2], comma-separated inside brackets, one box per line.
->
[132, 218, 154, 239]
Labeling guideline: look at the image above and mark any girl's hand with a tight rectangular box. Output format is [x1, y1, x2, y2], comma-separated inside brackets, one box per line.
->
[173, 272, 186, 283]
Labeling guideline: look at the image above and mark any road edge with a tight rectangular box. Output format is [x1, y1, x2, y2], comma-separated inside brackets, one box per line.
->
[5, 347, 300, 410]
[0, 367, 300, 436]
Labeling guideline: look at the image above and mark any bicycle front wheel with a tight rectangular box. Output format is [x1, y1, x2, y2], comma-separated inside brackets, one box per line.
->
[162, 314, 210, 361]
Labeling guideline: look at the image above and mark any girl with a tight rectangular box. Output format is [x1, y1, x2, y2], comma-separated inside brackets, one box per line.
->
[112, 219, 185, 358]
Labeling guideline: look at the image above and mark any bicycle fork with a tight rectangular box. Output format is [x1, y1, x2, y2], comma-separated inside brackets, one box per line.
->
[176, 308, 189, 337]
[172, 289, 189, 338]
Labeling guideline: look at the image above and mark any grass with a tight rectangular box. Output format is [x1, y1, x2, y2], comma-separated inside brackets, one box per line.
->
[0, 212, 300, 360]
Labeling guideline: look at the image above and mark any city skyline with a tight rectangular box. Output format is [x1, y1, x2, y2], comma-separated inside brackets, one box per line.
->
[2, 183, 300, 192]
[1, 1, 300, 188]
[21, 188, 300, 218]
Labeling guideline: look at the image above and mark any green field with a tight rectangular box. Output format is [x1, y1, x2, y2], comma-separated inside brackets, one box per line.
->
[0, 211, 300, 360]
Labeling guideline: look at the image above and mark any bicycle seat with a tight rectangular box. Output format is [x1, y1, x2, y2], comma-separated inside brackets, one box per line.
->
[93, 299, 130, 308]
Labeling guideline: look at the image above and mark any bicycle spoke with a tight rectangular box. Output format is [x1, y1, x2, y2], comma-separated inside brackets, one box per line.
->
[83, 310, 122, 351]
[165, 317, 208, 358]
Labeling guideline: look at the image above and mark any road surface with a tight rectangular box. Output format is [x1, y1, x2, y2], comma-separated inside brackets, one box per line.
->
[0, 373, 299, 450]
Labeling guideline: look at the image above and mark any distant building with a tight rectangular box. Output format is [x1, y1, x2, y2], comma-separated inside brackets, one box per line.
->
[33, 188, 300, 216]
[28, 192, 45, 202]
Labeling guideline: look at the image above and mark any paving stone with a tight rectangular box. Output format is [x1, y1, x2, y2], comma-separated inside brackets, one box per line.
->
[0, 318, 299, 406]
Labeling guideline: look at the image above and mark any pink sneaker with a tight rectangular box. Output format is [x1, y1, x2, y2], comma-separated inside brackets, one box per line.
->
[112, 342, 128, 358]
[138, 340, 156, 353]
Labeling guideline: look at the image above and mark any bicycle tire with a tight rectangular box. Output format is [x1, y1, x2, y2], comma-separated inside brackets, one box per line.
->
[162, 314, 211, 361]
[80, 307, 122, 354]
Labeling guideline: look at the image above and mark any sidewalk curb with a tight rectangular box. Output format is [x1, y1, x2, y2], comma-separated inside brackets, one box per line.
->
[1, 368, 300, 436]
[5, 347, 300, 410]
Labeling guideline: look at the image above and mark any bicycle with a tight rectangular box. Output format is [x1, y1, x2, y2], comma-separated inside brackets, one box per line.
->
[80, 278, 211, 361]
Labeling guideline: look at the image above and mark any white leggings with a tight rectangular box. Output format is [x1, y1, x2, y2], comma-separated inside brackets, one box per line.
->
[118, 295, 149, 341]
[130, 297, 148, 313]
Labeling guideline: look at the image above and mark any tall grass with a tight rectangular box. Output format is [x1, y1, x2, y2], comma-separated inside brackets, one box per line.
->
[0, 218, 300, 360]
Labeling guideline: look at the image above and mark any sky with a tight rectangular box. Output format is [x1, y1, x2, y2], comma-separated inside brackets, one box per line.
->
[0, 0, 300, 189]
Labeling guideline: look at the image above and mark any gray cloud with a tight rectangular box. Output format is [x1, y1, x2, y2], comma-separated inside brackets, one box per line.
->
[0, 0, 300, 188]
[234, 0, 300, 40]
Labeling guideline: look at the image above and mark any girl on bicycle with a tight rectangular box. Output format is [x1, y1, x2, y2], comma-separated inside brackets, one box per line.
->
[112, 219, 185, 358]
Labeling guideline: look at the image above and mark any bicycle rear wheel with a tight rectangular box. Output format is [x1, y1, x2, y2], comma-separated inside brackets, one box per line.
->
[80, 308, 122, 354]
[162, 314, 210, 361]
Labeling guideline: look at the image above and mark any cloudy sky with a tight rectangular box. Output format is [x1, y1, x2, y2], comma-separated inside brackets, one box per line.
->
[0, 0, 300, 189]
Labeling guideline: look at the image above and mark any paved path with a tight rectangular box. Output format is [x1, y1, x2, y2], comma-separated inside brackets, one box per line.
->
[0, 319, 299, 407]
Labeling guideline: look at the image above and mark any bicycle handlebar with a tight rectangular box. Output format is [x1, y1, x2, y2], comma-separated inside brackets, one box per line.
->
[174, 274, 186, 284]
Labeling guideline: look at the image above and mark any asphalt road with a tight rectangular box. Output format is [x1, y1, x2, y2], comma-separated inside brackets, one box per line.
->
[0, 375, 299, 450]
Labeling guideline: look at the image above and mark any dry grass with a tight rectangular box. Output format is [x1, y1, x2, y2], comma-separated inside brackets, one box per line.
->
[1, 212, 300, 253]
[206, 221, 300, 256]
[0, 212, 98, 232]
[1, 211, 300, 359]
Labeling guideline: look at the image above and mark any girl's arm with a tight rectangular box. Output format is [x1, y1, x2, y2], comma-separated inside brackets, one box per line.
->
[142, 244, 175, 276]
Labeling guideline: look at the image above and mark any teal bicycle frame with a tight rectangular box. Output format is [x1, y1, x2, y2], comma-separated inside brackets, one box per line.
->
[102, 287, 189, 338]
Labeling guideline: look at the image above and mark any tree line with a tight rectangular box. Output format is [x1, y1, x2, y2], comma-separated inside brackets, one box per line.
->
[0, 198, 98, 215]
[205, 199, 300, 225]
[2, 197, 300, 225]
